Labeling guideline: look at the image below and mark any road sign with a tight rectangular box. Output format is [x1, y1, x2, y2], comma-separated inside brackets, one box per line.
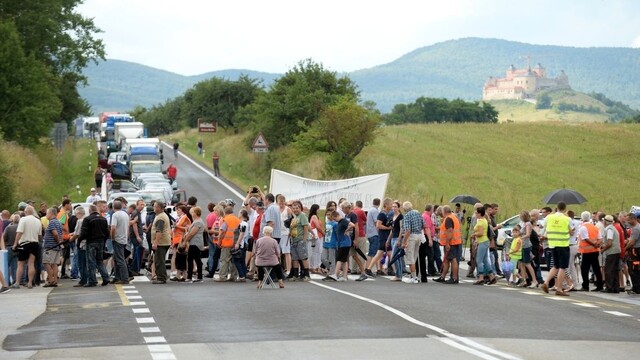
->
[198, 118, 217, 133]
[252, 132, 269, 153]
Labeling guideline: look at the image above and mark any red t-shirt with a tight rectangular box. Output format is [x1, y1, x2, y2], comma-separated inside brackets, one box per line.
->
[167, 166, 177, 179]
[353, 208, 366, 237]
[253, 213, 263, 240]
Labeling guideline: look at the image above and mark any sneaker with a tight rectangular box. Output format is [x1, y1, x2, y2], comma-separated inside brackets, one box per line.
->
[301, 276, 311, 282]
[169, 277, 180, 282]
[355, 274, 368, 282]
[407, 277, 419, 284]
[288, 276, 298, 282]
[445, 278, 459, 284]
[323, 275, 337, 282]
[364, 269, 375, 278]
[193, 279, 203, 283]
[433, 277, 445, 283]
[0, 287, 10, 294]
[337, 277, 347, 282]
[10, 284, 19, 289]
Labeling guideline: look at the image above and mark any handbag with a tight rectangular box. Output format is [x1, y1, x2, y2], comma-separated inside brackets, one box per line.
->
[230, 247, 244, 260]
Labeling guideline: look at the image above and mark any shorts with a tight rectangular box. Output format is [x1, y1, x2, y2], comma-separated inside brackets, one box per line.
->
[336, 247, 350, 263]
[445, 244, 461, 261]
[349, 237, 367, 258]
[378, 236, 389, 252]
[279, 237, 291, 254]
[290, 241, 308, 261]
[43, 248, 62, 265]
[521, 247, 532, 264]
[552, 246, 570, 269]
[175, 251, 187, 271]
[404, 234, 421, 264]
[367, 236, 379, 257]
[247, 237, 254, 252]
[17, 242, 39, 261]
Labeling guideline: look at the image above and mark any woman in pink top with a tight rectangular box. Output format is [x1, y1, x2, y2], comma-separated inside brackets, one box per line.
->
[254, 226, 285, 288]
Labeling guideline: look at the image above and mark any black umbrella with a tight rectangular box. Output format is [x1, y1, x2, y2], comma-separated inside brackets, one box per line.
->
[542, 188, 587, 205]
[449, 195, 481, 205]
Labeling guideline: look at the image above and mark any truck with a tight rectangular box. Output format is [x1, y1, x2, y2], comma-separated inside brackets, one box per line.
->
[104, 114, 134, 146]
[125, 137, 163, 164]
[114, 122, 144, 151]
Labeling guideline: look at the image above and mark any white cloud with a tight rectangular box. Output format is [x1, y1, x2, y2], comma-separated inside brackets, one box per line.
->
[633, 35, 640, 48]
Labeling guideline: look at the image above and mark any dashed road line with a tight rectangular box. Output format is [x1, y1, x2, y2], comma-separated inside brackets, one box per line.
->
[573, 302, 599, 308]
[133, 307, 151, 314]
[144, 336, 167, 344]
[140, 327, 161, 333]
[136, 317, 155, 324]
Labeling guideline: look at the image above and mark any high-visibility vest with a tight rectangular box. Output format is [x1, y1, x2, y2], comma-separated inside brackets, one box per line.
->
[439, 214, 462, 245]
[578, 223, 599, 254]
[546, 213, 570, 248]
[57, 209, 70, 240]
[220, 214, 240, 248]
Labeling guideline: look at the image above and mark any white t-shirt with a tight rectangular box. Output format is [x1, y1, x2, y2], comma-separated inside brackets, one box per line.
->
[17, 215, 42, 243]
[569, 219, 580, 245]
[110, 210, 130, 245]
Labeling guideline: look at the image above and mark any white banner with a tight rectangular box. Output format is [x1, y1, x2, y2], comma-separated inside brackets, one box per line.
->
[269, 169, 389, 209]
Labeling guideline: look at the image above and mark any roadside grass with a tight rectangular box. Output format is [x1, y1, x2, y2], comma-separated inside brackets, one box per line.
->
[163, 122, 640, 220]
[3, 138, 96, 207]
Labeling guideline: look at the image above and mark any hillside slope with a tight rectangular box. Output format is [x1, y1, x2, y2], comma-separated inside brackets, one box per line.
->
[80, 38, 640, 114]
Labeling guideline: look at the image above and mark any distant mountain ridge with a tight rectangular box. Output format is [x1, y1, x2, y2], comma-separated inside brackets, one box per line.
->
[79, 38, 640, 114]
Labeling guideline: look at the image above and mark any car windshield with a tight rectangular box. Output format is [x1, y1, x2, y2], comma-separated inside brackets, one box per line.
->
[131, 162, 162, 174]
[138, 191, 166, 204]
[108, 193, 142, 203]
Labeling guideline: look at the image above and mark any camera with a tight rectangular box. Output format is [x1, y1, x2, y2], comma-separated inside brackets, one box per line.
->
[251, 186, 259, 193]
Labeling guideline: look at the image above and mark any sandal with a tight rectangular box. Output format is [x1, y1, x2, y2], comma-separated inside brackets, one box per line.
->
[473, 280, 484, 285]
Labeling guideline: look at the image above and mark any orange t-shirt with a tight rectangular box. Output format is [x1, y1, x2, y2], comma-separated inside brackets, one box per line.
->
[172, 215, 191, 245]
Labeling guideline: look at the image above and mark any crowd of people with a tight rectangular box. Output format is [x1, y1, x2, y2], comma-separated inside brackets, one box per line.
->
[1, 187, 639, 298]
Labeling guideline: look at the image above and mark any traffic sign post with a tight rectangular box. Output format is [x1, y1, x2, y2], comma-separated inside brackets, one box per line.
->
[252, 132, 269, 153]
[198, 118, 217, 133]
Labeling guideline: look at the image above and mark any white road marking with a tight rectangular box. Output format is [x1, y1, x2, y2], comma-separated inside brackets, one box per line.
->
[311, 281, 521, 360]
[439, 337, 506, 360]
[522, 291, 543, 295]
[133, 308, 151, 314]
[499, 288, 519, 291]
[132, 276, 150, 283]
[547, 296, 570, 301]
[161, 141, 244, 201]
[136, 317, 155, 324]
[122, 285, 136, 289]
[603, 311, 632, 317]
[148, 345, 172, 352]
[127, 295, 143, 300]
[129, 301, 146, 306]
[140, 327, 161, 333]
[124, 290, 139, 294]
[151, 353, 176, 360]
[573, 302, 599, 308]
[144, 336, 167, 344]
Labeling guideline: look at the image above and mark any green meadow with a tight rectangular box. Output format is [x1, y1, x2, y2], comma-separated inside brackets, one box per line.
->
[166, 122, 640, 220]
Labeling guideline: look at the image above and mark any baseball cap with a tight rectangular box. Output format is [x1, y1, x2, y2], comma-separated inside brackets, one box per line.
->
[225, 199, 236, 206]
[90, 188, 96, 192]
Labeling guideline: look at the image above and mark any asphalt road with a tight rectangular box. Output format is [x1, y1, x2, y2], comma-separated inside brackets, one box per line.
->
[3, 145, 640, 359]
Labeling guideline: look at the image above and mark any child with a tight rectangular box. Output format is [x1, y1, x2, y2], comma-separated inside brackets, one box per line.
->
[508, 225, 523, 285]
[173, 245, 188, 281]
[329, 211, 354, 282]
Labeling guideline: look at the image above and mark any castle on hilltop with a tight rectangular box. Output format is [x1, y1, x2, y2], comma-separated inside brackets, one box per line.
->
[482, 63, 570, 101]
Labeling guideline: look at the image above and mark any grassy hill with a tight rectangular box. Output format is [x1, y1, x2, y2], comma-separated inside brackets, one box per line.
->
[165, 122, 640, 220]
[80, 60, 280, 113]
[80, 38, 640, 115]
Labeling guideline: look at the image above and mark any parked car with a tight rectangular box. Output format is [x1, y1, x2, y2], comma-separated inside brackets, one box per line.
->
[496, 215, 521, 249]
[108, 192, 143, 205]
[107, 151, 127, 166]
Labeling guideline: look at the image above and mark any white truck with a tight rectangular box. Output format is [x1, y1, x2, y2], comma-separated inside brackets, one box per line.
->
[114, 122, 145, 151]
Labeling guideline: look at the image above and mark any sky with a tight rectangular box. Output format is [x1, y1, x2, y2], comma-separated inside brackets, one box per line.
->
[78, 0, 640, 76]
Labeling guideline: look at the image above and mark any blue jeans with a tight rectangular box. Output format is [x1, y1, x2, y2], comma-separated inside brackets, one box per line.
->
[232, 248, 247, 278]
[7, 248, 18, 285]
[390, 238, 405, 278]
[69, 242, 78, 278]
[476, 241, 494, 276]
[130, 238, 143, 273]
[112, 241, 129, 282]
[433, 242, 443, 273]
[207, 239, 220, 275]
[86, 241, 110, 285]
[76, 247, 87, 285]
